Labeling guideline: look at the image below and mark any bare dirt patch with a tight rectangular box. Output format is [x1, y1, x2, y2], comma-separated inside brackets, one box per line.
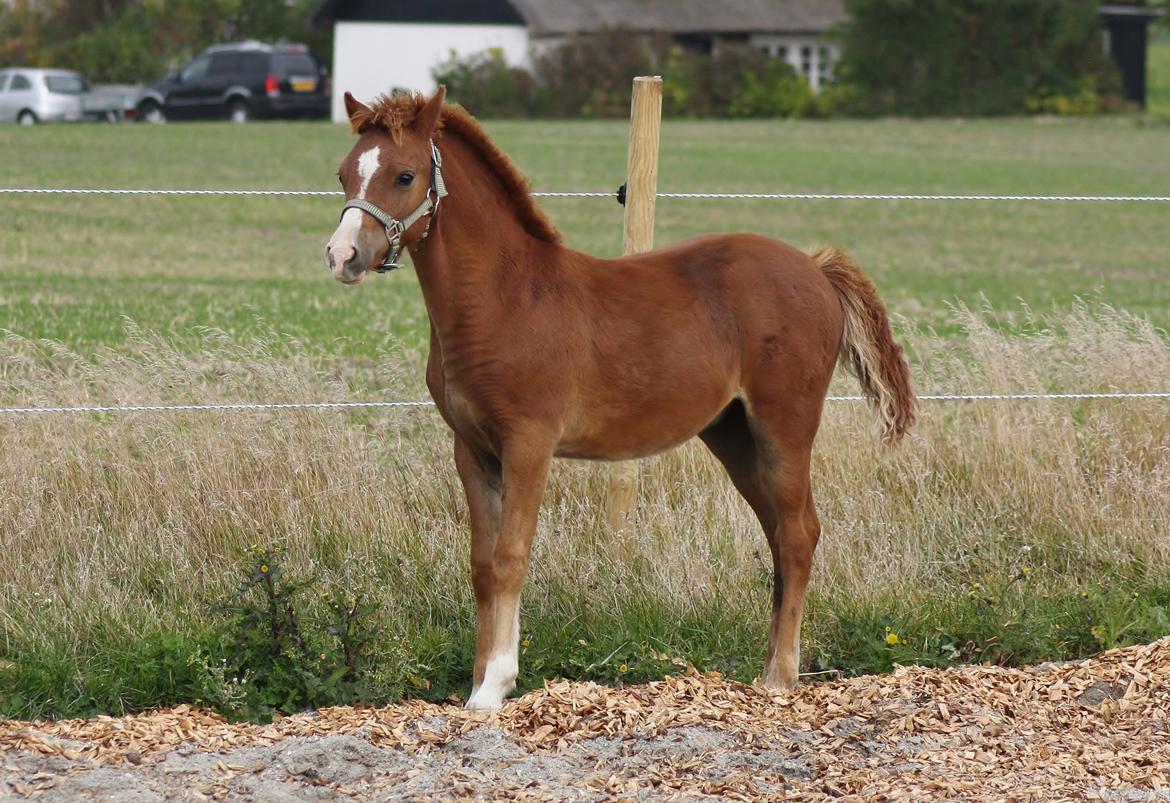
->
[3, 638, 1169, 801]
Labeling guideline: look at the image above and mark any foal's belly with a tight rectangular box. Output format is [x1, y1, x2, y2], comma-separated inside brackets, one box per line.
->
[555, 383, 737, 461]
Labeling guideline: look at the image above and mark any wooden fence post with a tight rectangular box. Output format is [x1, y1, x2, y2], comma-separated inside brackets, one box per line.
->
[606, 75, 663, 542]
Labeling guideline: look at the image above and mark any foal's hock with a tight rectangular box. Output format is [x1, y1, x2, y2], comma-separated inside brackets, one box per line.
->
[326, 87, 916, 710]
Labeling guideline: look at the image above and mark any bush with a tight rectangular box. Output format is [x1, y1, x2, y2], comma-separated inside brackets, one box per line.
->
[1026, 75, 1108, 116]
[63, 18, 165, 85]
[662, 46, 815, 118]
[433, 47, 534, 118]
[835, 0, 1123, 116]
[531, 28, 671, 118]
[726, 55, 816, 118]
[437, 31, 820, 119]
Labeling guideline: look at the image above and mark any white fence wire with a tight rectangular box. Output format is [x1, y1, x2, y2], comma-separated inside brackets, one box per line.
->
[2, 184, 1167, 417]
[2, 393, 1169, 417]
[3, 187, 1170, 202]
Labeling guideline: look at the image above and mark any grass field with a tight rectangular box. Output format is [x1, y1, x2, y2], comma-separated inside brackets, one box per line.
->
[1, 115, 1168, 719]
[1, 115, 1169, 358]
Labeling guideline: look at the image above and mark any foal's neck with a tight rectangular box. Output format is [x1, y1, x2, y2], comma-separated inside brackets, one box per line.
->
[408, 132, 551, 334]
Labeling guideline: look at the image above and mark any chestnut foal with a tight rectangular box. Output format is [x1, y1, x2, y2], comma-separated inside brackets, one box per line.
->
[326, 88, 915, 710]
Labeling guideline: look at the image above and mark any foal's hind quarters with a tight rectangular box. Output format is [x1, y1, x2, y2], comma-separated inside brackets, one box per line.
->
[327, 87, 916, 710]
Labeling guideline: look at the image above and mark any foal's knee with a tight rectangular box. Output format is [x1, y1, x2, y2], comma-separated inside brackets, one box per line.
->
[470, 555, 494, 597]
[492, 547, 531, 591]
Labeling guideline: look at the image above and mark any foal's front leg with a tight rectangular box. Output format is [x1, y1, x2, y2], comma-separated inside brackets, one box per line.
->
[453, 436, 502, 702]
[463, 430, 554, 710]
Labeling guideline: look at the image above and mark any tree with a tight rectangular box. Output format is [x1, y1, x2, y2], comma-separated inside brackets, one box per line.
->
[0, 0, 330, 83]
[0, 0, 53, 66]
[1153, 0, 1169, 31]
[835, 0, 1121, 115]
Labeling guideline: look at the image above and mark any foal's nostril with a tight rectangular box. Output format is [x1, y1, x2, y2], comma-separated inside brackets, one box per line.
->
[326, 243, 360, 276]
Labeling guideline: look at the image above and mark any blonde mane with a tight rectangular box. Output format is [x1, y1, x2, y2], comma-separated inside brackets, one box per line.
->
[350, 93, 563, 245]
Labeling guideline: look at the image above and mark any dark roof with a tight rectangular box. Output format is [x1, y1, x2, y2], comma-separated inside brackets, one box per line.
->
[509, 0, 846, 36]
[314, 0, 523, 27]
[314, 0, 847, 35]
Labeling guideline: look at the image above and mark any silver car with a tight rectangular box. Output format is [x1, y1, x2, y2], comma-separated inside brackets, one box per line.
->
[0, 68, 89, 124]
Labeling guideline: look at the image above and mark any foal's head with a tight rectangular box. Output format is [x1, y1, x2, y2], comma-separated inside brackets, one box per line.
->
[325, 87, 446, 284]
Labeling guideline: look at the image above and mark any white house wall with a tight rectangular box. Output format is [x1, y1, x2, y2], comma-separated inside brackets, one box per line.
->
[331, 22, 530, 122]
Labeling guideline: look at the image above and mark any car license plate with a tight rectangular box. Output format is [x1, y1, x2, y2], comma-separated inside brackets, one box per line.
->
[290, 78, 316, 93]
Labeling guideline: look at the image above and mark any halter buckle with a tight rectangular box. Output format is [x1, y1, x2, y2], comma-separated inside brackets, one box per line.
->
[374, 220, 406, 273]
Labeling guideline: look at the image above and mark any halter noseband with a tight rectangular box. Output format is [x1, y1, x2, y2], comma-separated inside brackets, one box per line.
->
[340, 139, 448, 273]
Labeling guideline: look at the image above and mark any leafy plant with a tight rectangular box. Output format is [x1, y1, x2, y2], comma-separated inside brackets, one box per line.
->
[434, 47, 534, 118]
[210, 544, 384, 720]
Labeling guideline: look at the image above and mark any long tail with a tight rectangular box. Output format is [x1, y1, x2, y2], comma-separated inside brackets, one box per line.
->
[813, 247, 916, 445]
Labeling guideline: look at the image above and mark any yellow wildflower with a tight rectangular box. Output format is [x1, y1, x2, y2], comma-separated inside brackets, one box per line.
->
[886, 633, 899, 646]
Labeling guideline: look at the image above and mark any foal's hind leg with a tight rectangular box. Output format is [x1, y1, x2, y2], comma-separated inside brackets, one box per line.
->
[700, 399, 822, 690]
[699, 400, 778, 535]
[760, 461, 820, 689]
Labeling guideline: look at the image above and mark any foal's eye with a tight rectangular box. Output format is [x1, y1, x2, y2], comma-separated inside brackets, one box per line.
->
[396, 171, 415, 187]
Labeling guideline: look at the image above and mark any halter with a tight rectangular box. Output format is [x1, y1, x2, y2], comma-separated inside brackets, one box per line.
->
[340, 139, 448, 273]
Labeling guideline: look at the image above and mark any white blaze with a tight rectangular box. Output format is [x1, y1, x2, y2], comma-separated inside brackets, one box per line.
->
[356, 145, 381, 199]
[329, 145, 382, 251]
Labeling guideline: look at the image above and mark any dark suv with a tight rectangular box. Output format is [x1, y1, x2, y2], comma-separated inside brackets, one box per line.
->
[135, 41, 329, 123]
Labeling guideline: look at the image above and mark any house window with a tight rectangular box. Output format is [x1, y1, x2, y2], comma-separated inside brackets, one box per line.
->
[800, 46, 813, 77]
[818, 46, 833, 84]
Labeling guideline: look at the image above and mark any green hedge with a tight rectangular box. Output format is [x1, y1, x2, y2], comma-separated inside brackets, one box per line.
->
[436, 5, 1127, 120]
[433, 30, 831, 120]
[836, 0, 1124, 116]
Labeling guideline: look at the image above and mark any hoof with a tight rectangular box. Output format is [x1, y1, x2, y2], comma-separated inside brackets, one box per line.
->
[464, 655, 517, 711]
[759, 676, 799, 693]
[464, 693, 504, 711]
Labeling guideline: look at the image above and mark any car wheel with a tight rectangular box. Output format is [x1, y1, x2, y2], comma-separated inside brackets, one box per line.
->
[17, 110, 38, 126]
[138, 102, 165, 124]
[228, 99, 250, 124]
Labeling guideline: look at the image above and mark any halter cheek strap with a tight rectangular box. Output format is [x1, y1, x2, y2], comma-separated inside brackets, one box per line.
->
[340, 139, 448, 273]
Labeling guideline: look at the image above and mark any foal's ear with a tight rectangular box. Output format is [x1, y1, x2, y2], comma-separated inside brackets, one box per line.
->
[343, 91, 371, 123]
[411, 85, 446, 135]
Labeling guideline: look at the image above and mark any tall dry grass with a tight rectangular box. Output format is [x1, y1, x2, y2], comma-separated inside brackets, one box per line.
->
[1, 304, 1168, 691]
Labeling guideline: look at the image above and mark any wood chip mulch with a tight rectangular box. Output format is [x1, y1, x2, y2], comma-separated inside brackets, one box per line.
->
[3, 637, 1170, 800]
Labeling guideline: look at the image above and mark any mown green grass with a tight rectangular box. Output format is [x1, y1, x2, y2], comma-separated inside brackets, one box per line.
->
[1, 115, 1169, 361]
[1, 117, 1169, 720]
